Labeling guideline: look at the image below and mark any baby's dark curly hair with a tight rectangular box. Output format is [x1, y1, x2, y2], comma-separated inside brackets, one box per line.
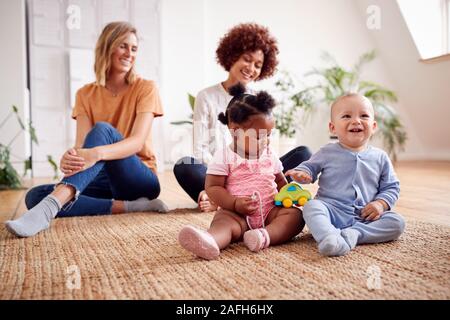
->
[216, 23, 279, 81]
[218, 83, 276, 126]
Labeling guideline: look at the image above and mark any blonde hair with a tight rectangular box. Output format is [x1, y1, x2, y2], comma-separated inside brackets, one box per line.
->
[330, 93, 374, 120]
[94, 21, 138, 86]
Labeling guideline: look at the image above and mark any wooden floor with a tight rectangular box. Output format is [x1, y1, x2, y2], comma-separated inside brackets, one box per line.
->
[1, 161, 449, 226]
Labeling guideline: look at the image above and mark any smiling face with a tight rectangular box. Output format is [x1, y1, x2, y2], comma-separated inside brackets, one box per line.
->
[228, 50, 264, 85]
[110, 32, 138, 75]
[229, 113, 275, 158]
[329, 95, 377, 152]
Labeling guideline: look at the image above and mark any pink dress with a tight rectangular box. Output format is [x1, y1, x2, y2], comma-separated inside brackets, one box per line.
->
[207, 146, 283, 229]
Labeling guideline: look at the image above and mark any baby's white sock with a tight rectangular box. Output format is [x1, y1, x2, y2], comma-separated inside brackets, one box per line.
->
[341, 228, 360, 249]
[318, 233, 351, 256]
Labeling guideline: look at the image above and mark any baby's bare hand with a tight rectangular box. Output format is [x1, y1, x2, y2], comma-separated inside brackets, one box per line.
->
[361, 200, 386, 221]
[285, 169, 312, 184]
[235, 197, 258, 215]
[198, 191, 218, 212]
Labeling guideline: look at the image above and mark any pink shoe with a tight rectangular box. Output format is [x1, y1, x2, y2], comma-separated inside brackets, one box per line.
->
[243, 228, 270, 252]
[178, 225, 220, 260]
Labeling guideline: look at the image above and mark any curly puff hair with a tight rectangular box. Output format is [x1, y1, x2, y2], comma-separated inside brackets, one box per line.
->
[218, 83, 276, 125]
[216, 23, 279, 81]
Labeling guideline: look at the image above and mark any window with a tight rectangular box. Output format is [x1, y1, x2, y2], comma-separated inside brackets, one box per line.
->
[445, 0, 450, 53]
[397, 0, 450, 60]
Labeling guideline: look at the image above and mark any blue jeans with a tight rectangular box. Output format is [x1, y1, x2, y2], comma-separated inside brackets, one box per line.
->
[25, 122, 161, 217]
[173, 146, 312, 202]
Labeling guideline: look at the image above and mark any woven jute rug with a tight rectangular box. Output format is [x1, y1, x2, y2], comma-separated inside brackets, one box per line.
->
[0, 210, 449, 299]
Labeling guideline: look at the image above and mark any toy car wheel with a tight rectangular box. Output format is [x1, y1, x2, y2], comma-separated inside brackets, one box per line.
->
[298, 196, 308, 206]
[282, 198, 293, 208]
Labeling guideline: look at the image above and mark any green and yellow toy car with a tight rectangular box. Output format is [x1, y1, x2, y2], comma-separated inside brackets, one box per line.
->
[274, 182, 312, 208]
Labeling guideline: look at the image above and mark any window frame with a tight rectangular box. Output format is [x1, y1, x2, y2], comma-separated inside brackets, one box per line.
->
[445, 0, 450, 53]
[420, 0, 450, 62]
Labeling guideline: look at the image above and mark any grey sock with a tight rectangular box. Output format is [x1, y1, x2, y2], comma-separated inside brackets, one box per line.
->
[341, 228, 360, 249]
[5, 195, 61, 238]
[318, 233, 351, 257]
[124, 197, 169, 213]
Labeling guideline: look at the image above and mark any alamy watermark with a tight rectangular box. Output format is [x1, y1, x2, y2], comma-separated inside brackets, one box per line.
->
[66, 4, 81, 30]
[171, 123, 279, 171]
[366, 5, 381, 30]
[66, 264, 81, 290]
[366, 264, 382, 290]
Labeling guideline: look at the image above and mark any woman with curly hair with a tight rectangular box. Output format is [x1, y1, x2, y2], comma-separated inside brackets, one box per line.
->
[173, 23, 311, 212]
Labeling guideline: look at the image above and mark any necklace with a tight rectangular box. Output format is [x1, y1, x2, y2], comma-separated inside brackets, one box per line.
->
[105, 86, 119, 97]
[105, 84, 127, 97]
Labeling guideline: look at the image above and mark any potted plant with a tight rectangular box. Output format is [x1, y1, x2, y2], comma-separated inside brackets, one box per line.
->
[276, 50, 407, 161]
[273, 70, 314, 155]
[170, 93, 195, 126]
[0, 105, 58, 189]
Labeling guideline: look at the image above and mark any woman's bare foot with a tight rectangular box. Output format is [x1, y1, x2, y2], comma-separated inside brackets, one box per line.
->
[198, 190, 218, 212]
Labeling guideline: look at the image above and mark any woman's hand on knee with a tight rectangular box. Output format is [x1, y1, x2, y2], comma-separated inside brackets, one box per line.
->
[61, 148, 100, 177]
[73, 148, 101, 172]
[60, 148, 85, 176]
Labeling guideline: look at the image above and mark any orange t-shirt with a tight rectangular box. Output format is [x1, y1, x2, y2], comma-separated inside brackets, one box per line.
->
[71, 78, 163, 172]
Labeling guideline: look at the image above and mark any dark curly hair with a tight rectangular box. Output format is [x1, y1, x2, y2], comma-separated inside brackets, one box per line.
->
[218, 83, 276, 125]
[216, 23, 279, 81]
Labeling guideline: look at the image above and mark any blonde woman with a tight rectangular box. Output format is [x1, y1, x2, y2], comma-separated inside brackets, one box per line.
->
[6, 22, 168, 238]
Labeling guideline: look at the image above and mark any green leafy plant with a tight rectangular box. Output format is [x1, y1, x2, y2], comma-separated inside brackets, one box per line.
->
[276, 50, 407, 161]
[0, 105, 58, 189]
[170, 93, 195, 126]
[274, 70, 315, 138]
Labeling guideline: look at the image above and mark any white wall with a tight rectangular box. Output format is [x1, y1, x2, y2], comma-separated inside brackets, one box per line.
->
[0, 0, 29, 174]
[160, 0, 206, 164]
[355, 0, 450, 160]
